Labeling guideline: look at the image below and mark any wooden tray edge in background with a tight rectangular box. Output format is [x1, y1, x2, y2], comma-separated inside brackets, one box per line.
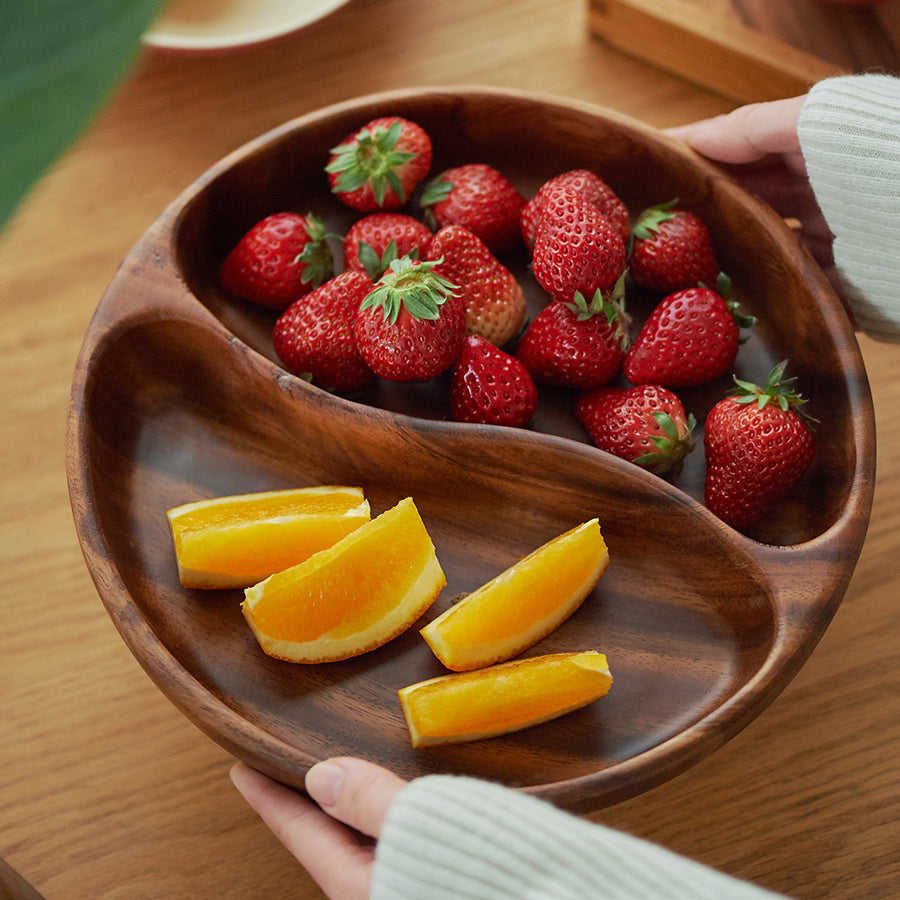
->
[588, 0, 846, 103]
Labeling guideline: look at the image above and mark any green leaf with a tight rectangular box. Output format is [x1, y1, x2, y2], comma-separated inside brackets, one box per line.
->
[631, 198, 678, 240]
[1, 1, 168, 229]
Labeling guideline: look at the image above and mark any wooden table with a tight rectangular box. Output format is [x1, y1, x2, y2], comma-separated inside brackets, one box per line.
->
[1, 1, 898, 897]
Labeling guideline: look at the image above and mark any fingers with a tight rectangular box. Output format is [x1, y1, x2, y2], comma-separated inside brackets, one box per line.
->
[305, 757, 407, 838]
[666, 95, 806, 163]
[230, 759, 407, 900]
[230, 762, 376, 900]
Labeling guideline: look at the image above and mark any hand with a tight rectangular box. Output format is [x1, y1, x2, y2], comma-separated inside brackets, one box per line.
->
[230, 757, 407, 900]
[666, 95, 849, 313]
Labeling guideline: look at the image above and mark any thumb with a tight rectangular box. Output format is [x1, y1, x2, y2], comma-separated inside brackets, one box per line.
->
[306, 757, 407, 838]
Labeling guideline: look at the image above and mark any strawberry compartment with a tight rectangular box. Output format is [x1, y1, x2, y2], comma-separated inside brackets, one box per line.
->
[169, 87, 867, 546]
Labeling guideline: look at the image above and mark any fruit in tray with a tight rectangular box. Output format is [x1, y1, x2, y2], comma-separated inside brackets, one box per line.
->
[273, 269, 376, 392]
[166, 485, 370, 589]
[241, 496, 445, 663]
[326, 117, 432, 211]
[353, 255, 466, 382]
[219, 212, 335, 311]
[520, 168, 630, 248]
[398, 651, 613, 747]
[515, 284, 629, 390]
[216, 114, 817, 530]
[420, 519, 608, 672]
[628, 199, 721, 293]
[576, 384, 696, 477]
[623, 276, 756, 389]
[168, 481, 613, 743]
[428, 224, 526, 347]
[342, 212, 433, 280]
[704, 361, 815, 530]
[450, 335, 538, 427]
[420, 162, 526, 254]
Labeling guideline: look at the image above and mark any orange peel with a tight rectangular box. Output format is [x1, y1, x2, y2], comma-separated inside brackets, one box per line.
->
[399, 650, 612, 747]
[167, 485, 370, 589]
[241, 496, 445, 663]
[420, 519, 608, 671]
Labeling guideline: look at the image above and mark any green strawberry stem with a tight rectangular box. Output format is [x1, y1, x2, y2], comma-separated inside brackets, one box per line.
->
[420, 173, 454, 208]
[633, 411, 697, 476]
[732, 360, 813, 421]
[631, 198, 679, 240]
[294, 213, 338, 288]
[360, 255, 459, 324]
[357, 238, 417, 282]
[326, 120, 415, 205]
[567, 272, 631, 349]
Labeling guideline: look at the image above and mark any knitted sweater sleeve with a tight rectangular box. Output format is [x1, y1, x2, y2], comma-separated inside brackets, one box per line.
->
[371, 774, 788, 899]
[799, 74, 900, 342]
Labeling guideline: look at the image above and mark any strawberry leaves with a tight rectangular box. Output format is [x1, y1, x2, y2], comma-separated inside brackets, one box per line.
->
[327, 120, 415, 205]
[632, 409, 697, 475]
[360, 256, 459, 324]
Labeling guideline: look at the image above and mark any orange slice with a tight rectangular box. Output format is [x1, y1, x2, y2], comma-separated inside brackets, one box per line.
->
[241, 496, 446, 663]
[399, 650, 612, 747]
[420, 519, 608, 671]
[167, 485, 371, 589]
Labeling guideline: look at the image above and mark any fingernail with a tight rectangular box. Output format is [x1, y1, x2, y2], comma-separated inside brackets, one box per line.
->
[305, 759, 343, 808]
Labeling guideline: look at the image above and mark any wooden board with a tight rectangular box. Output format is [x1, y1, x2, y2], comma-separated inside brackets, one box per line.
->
[588, 0, 900, 103]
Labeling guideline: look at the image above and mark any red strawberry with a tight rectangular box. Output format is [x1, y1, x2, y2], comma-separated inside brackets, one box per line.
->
[420, 163, 525, 254]
[273, 269, 375, 392]
[576, 384, 696, 476]
[353, 256, 465, 382]
[704, 361, 815, 530]
[531, 187, 627, 305]
[624, 278, 755, 389]
[326, 117, 432, 212]
[450, 335, 538, 427]
[219, 212, 335, 311]
[629, 200, 720, 292]
[427, 225, 526, 347]
[343, 212, 433, 280]
[515, 287, 628, 389]
[521, 169, 630, 248]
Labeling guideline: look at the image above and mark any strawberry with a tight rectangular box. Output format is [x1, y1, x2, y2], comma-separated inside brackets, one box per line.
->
[624, 276, 755, 388]
[326, 117, 432, 212]
[450, 335, 538, 427]
[353, 255, 465, 382]
[219, 211, 335, 311]
[531, 187, 627, 305]
[521, 169, 630, 248]
[515, 286, 628, 389]
[704, 361, 815, 530]
[420, 162, 525, 254]
[427, 225, 526, 347]
[343, 212, 433, 280]
[628, 199, 720, 292]
[576, 384, 696, 475]
[273, 269, 375, 392]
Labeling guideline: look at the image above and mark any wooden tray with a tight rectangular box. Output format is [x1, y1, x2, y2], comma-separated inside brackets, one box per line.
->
[65, 87, 875, 813]
[588, 0, 900, 103]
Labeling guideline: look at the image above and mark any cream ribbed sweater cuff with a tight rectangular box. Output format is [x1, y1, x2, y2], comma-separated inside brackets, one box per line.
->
[799, 74, 900, 343]
[372, 775, 788, 899]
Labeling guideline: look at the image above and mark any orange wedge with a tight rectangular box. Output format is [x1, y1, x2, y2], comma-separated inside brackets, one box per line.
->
[420, 519, 608, 671]
[241, 496, 446, 663]
[167, 485, 371, 589]
[399, 650, 612, 747]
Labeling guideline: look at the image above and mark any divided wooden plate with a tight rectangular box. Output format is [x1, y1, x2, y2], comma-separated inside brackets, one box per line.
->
[65, 87, 875, 812]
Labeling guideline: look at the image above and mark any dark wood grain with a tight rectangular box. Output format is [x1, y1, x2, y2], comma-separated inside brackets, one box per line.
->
[65, 87, 875, 813]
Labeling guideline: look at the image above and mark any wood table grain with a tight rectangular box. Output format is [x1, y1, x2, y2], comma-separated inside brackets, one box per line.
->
[1, 1, 897, 897]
